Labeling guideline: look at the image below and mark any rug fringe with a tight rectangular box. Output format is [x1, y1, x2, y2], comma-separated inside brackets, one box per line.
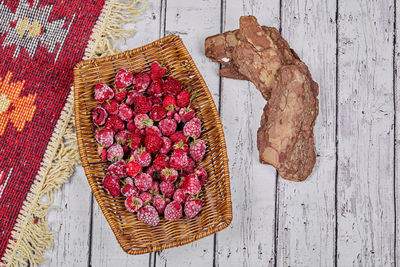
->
[1, 0, 147, 266]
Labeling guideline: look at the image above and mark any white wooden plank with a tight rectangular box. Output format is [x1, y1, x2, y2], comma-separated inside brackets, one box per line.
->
[90, 1, 162, 266]
[154, 0, 220, 266]
[215, 1, 279, 266]
[396, 1, 400, 263]
[44, 166, 91, 267]
[337, 0, 395, 265]
[276, 1, 337, 266]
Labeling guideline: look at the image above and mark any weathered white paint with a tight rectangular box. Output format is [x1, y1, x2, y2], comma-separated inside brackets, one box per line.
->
[214, 1, 279, 266]
[337, 0, 395, 265]
[396, 1, 400, 264]
[276, 1, 337, 266]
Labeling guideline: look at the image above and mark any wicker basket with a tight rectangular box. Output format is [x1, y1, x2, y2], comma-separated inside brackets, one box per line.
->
[73, 35, 232, 254]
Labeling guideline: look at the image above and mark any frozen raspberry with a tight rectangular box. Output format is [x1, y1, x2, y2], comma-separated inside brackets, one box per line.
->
[169, 150, 189, 170]
[190, 139, 206, 162]
[152, 194, 168, 215]
[94, 83, 114, 102]
[115, 69, 133, 89]
[163, 95, 176, 111]
[162, 77, 182, 95]
[92, 106, 108, 126]
[179, 107, 195, 123]
[98, 146, 107, 161]
[118, 103, 133, 121]
[134, 114, 153, 129]
[145, 135, 163, 154]
[95, 128, 114, 147]
[105, 116, 125, 132]
[164, 201, 183, 221]
[139, 192, 153, 204]
[150, 62, 167, 80]
[133, 73, 151, 92]
[170, 131, 187, 144]
[180, 173, 201, 195]
[138, 205, 159, 226]
[184, 198, 203, 218]
[134, 173, 152, 192]
[149, 105, 167, 121]
[160, 168, 178, 183]
[173, 112, 181, 123]
[160, 181, 175, 198]
[183, 118, 201, 139]
[126, 160, 142, 177]
[166, 109, 175, 119]
[129, 132, 143, 150]
[194, 167, 208, 186]
[176, 90, 191, 107]
[114, 88, 127, 102]
[115, 130, 131, 145]
[153, 154, 169, 172]
[121, 183, 139, 197]
[149, 96, 163, 105]
[107, 143, 124, 162]
[126, 119, 137, 132]
[125, 196, 142, 212]
[147, 79, 163, 96]
[173, 189, 188, 204]
[133, 96, 152, 114]
[183, 157, 195, 175]
[107, 160, 126, 178]
[173, 140, 189, 153]
[145, 125, 162, 137]
[160, 137, 172, 154]
[159, 118, 177, 136]
[150, 180, 160, 195]
[146, 165, 157, 178]
[122, 145, 131, 158]
[102, 175, 120, 197]
[102, 99, 119, 115]
[133, 147, 152, 167]
[125, 90, 142, 105]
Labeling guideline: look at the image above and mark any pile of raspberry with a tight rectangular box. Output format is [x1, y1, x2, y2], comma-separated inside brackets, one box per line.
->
[92, 62, 207, 226]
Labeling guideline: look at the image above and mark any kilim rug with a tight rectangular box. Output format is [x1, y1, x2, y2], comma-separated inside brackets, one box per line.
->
[0, 0, 145, 265]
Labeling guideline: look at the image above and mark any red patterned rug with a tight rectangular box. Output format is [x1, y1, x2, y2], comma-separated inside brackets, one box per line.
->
[0, 0, 145, 265]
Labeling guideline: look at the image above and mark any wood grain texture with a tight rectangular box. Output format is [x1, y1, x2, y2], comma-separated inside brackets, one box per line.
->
[154, 0, 220, 266]
[214, 1, 279, 266]
[276, 1, 337, 266]
[337, 0, 396, 265]
[395, 0, 399, 264]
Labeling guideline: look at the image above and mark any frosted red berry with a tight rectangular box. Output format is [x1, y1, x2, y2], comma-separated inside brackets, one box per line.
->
[134, 95, 152, 114]
[173, 189, 188, 204]
[190, 139, 206, 162]
[170, 131, 187, 144]
[160, 181, 175, 198]
[184, 198, 203, 219]
[180, 173, 201, 195]
[149, 105, 167, 121]
[147, 79, 163, 96]
[121, 183, 139, 197]
[183, 157, 195, 175]
[176, 90, 191, 107]
[135, 173, 152, 192]
[102, 175, 120, 197]
[125, 90, 142, 105]
[126, 160, 142, 177]
[102, 99, 119, 115]
[118, 103, 133, 121]
[105, 116, 125, 132]
[114, 88, 127, 102]
[169, 150, 189, 170]
[115, 69, 133, 89]
[162, 77, 182, 95]
[179, 107, 195, 123]
[153, 194, 168, 215]
[145, 134, 163, 153]
[134, 114, 153, 129]
[94, 83, 114, 102]
[92, 106, 108, 126]
[138, 205, 160, 226]
[139, 192, 153, 204]
[115, 130, 131, 145]
[133, 148, 152, 167]
[153, 154, 169, 172]
[133, 73, 151, 92]
[150, 62, 167, 80]
[164, 201, 183, 221]
[125, 196, 142, 212]
[107, 143, 124, 162]
[159, 118, 177, 136]
[160, 137, 172, 154]
[95, 128, 114, 147]
[107, 160, 126, 178]
[160, 168, 178, 183]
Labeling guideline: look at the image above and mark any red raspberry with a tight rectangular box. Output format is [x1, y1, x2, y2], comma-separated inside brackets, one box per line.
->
[102, 175, 120, 197]
[150, 180, 160, 195]
[105, 116, 125, 132]
[145, 135, 163, 153]
[134, 96, 152, 114]
[147, 79, 163, 96]
[126, 119, 137, 132]
[115, 130, 131, 145]
[121, 183, 139, 197]
[170, 131, 187, 144]
[107, 160, 126, 178]
[166, 109, 175, 119]
[173, 140, 189, 153]
[169, 150, 189, 170]
[138, 205, 159, 226]
[183, 118, 201, 139]
[107, 143, 124, 162]
[125, 196, 142, 212]
[125, 90, 142, 105]
[139, 192, 153, 204]
[98, 146, 107, 161]
[152, 194, 168, 215]
[183, 157, 195, 175]
[163, 95, 176, 110]
[146, 165, 157, 178]
[153, 154, 169, 172]
[179, 107, 195, 123]
[134, 114, 153, 129]
[160, 181, 176, 198]
[133, 148, 152, 167]
[114, 88, 127, 102]
[122, 145, 131, 158]
[159, 118, 177, 136]
[160, 137, 172, 154]
[150, 62, 167, 80]
[126, 160, 142, 177]
[118, 103, 133, 121]
[160, 168, 178, 183]
[176, 90, 191, 107]
[184, 198, 203, 218]
[129, 132, 143, 150]
[164, 201, 183, 221]
[173, 112, 181, 123]
[194, 167, 208, 186]
[95, 128, 114, 147]
[149, 105, 167, 121]
[190, 139, 206, 162]
[94, 83, 114, 102]
[173, 189, 188, 204]
[133, 73, 151, 92]
[180, 173, 201, 195]
[102, 99, 119, 115]
[134, 173, 152, 192]
[115, 69, 133, 89]
[149, 95, 163, 105]
[162, 77, 182, 95]
[145, 125, 161, 137]
[92, 106, 108, 126]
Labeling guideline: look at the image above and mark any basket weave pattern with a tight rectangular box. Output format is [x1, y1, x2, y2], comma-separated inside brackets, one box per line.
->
[74, 35, 232, 254]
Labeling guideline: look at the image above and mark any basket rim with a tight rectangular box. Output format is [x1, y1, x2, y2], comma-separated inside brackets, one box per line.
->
[73, 35, 232, 254]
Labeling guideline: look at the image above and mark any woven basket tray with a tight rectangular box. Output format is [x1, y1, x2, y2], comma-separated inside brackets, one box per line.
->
[73, 35, 232, 254]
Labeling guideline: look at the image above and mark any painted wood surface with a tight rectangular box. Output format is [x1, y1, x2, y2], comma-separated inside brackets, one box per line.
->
[43, 0, 399, 266]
